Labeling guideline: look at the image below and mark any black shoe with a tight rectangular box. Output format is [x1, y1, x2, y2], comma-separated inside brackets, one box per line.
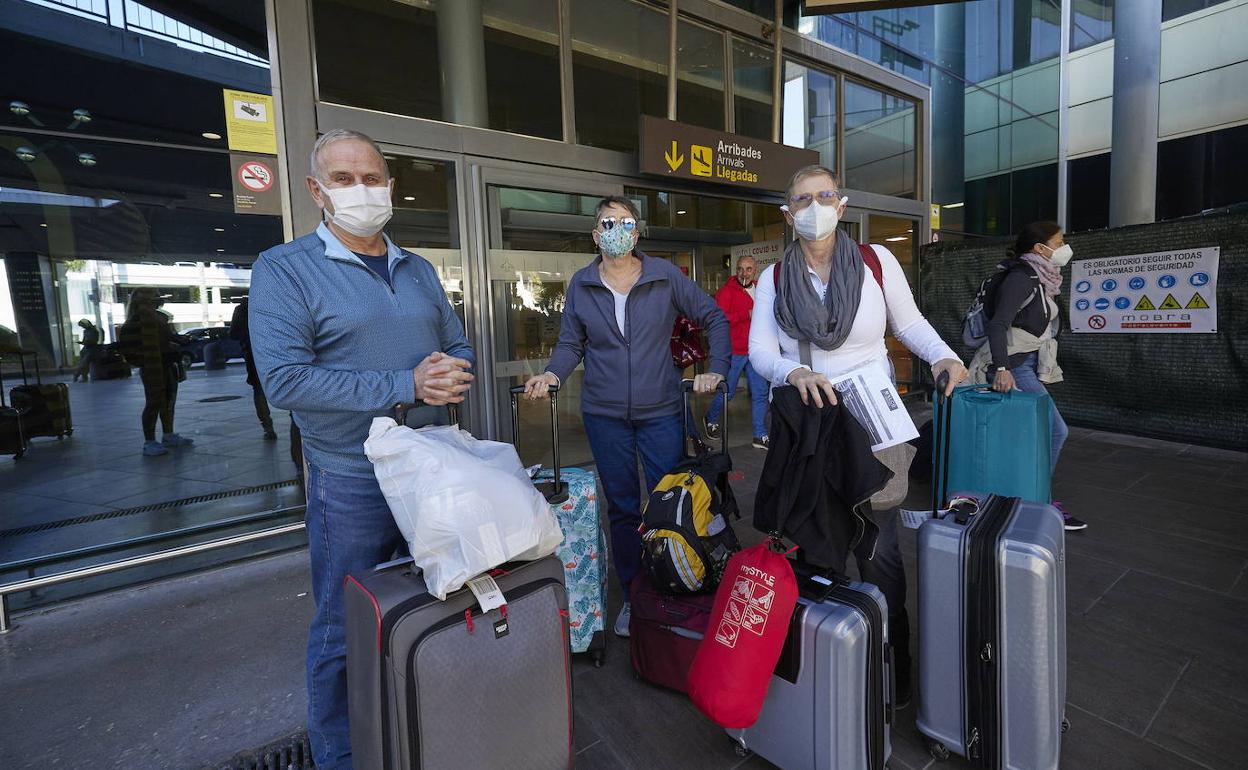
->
[263, 427, 278, 440]
[752, 435, 769, 450]
[1053, 501, 1087, 531]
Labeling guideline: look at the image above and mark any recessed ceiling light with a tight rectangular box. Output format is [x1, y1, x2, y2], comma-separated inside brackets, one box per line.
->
[676, 209, 688, 215]
[9, 101, 30, 116]
[40, 222, 47, 228]
[209, 192, 224, 198]
[214, 227, 225, 232]
[201, 132, 222, 140]
[72, 108, 92, 123]
[16, 146, 36, 162]
[942, 202, 964, 209]
[403, 196, 415, 201]
[216, 248, 225, 252]
[886, 235, 908, 242]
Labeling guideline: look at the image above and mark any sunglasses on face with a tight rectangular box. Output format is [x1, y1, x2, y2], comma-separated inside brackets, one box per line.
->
[787, 190, 841, 210]
[598, 217, 637, 232]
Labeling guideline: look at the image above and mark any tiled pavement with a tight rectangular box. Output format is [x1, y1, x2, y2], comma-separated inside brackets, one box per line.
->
[0, 415, 1245, 769]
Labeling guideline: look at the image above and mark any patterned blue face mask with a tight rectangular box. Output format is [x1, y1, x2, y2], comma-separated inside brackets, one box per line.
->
[597, 217, 636, 258]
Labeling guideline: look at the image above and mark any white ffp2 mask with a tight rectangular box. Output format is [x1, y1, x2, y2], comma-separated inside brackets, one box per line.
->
[792, 197, 848, 242]
[1047, 243, 1073, 267]
[319, 181, 393, 237]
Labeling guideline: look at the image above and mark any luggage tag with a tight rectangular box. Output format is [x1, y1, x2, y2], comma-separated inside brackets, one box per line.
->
[466, 574, 510, 638]
[900, 508, 943, 529]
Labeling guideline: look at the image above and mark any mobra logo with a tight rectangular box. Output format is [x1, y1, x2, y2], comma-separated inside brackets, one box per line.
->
[1121, 313, 1192, 322]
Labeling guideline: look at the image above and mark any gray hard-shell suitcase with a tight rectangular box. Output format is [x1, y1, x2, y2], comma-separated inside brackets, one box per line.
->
[727, 564, 893, 770]
[918, 374, 1068, 768]
[915, 495, 1067, 768]
[344, 555, 573, 770]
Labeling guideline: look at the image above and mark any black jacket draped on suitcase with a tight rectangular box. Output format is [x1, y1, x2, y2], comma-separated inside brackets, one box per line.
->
[754, 386, 891, 573]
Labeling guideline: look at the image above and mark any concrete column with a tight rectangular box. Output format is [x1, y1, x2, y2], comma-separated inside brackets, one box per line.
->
[931, 2, 965, 229]
[1108, 0, 1162, 227]
[437, 0, 489, 128]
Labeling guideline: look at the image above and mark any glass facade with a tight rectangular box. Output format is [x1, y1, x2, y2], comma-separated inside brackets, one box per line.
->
[782, 60, 837, 171]
[843, 80, 918, 199]
[313, 0, 562, 140]
[732, 38, 775, 140]
[677, 19, 727, 131]
[571, 0, 669, 151]
[1, 0, 300, 610]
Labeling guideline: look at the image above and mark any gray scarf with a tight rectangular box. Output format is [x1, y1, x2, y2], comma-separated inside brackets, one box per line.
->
[773, 234, 865, 354]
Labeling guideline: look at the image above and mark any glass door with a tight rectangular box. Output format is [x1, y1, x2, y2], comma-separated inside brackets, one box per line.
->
[865, 213, 921, 394]
[482, 176, 618, 467]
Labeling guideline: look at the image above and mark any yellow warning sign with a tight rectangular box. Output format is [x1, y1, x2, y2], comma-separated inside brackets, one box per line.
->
[1185, 292, 1210, 309]
[690, 144, 713, 177]
[1134, 295, 1155, 310]
[223, 89, 277, 155]
[1159, 293, 1182, 310]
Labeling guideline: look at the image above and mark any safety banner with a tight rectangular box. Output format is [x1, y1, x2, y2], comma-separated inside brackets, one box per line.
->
[1069, 247, 1218, 333]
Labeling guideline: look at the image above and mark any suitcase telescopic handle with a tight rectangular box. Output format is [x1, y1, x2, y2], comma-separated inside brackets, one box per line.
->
[681, 378, 729, 456]
[508, 384, 568, 504]
[932, 371, 952, 515]
[393, 401, 460, 429]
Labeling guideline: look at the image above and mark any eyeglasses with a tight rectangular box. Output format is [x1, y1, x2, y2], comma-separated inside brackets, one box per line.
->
[598, 217, 637, 232]
[787, 190, 841, 211]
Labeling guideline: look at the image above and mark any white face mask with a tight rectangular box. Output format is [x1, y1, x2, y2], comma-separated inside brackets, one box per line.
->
[790, 197, 848, 242]
[319, 181, 393, 237]
[1046, 243, 1073, 267]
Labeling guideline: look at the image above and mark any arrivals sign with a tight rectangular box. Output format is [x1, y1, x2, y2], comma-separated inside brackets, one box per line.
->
[1069, 247, 1218, 334]
[639, 116, 818, 193]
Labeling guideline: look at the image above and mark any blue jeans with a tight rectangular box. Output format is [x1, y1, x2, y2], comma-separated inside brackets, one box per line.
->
[1000, 353, 1068, 474]
[704, 354, 769, 438]
[304, 463, 404, 770]
[582, 412, 684, 601]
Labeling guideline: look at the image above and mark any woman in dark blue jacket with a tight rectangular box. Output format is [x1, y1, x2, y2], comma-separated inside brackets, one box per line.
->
[524, 196, 731, 637]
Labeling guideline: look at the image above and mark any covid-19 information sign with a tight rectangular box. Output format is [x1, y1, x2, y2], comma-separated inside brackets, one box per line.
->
[1069, 247, 1218, 334]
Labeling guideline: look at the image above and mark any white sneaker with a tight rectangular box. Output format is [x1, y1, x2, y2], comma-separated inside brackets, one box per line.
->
[614, 602, 631, 638]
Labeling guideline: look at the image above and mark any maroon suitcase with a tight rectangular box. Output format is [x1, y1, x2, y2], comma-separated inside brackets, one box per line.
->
[629, 571, 716, 693]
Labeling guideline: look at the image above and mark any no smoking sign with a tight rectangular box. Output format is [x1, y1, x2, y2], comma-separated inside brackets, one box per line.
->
[237, 160, 274, 192]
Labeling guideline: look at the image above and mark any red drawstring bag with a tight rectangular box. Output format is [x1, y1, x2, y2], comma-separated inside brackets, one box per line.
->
[686, 542, 799, 728]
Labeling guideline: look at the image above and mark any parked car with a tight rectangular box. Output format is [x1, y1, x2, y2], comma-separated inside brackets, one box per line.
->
[178, 326, 244, 369]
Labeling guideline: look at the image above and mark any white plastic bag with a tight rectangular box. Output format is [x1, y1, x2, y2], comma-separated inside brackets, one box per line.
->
[365, 417, 563, 600]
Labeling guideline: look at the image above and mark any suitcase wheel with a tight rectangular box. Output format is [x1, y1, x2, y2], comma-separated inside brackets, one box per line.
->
[729, 740, 751, 759]
[1062, 717, 1071, 733]
[926, 740, 950, 761]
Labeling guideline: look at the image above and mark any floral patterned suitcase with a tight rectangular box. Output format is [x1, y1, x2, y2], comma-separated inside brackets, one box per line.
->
[535, 467, 608, 664]
[512, 385, 608, 665]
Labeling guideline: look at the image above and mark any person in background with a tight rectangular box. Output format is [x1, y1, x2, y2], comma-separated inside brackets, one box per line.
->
[118, 288, 192, 456]
[249, 129, 474, 770]
[977, 220, 1086, 531]
[72, 318, 100, 383]
[523, 195, 730, 639]
[704, 255, 769, 449]
[750, 164, 968, 708]
[230, 297, 277, 440]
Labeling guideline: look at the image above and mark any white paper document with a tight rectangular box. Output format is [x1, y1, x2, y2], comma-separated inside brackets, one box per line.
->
[829, 364, 919, 452]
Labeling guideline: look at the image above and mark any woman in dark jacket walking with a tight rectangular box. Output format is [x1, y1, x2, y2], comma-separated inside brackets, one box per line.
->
[980, 220, 1086, 531]
[524, 196, 730, 638]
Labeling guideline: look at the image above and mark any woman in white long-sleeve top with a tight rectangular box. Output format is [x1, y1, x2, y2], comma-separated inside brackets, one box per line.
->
[749, 164, 968, 708]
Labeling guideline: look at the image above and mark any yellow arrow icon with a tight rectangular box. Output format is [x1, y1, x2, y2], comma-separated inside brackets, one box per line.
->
[664, 140, 684, 172]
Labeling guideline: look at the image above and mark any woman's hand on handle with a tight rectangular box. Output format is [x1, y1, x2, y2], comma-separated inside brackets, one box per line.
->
[992, 368, 1016, 393]
[931, 358, 969, 397]
[523, 372, 560, 400]
[786, 368, 838, 408]
[692, 373, 725, 394]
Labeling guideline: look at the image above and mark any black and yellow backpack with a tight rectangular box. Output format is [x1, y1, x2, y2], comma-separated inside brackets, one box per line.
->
[640, 451, 741, 594]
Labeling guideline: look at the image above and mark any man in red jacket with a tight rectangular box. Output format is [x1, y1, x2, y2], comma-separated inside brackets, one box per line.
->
[704, 256, 769, 448]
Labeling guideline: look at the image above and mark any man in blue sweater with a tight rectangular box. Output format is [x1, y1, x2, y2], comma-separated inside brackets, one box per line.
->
[249, 129, 474, 770]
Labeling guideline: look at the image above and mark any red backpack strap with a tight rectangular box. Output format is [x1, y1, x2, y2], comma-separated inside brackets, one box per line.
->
[772, 244, 885, 290]
[860, 243, 884, 291]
